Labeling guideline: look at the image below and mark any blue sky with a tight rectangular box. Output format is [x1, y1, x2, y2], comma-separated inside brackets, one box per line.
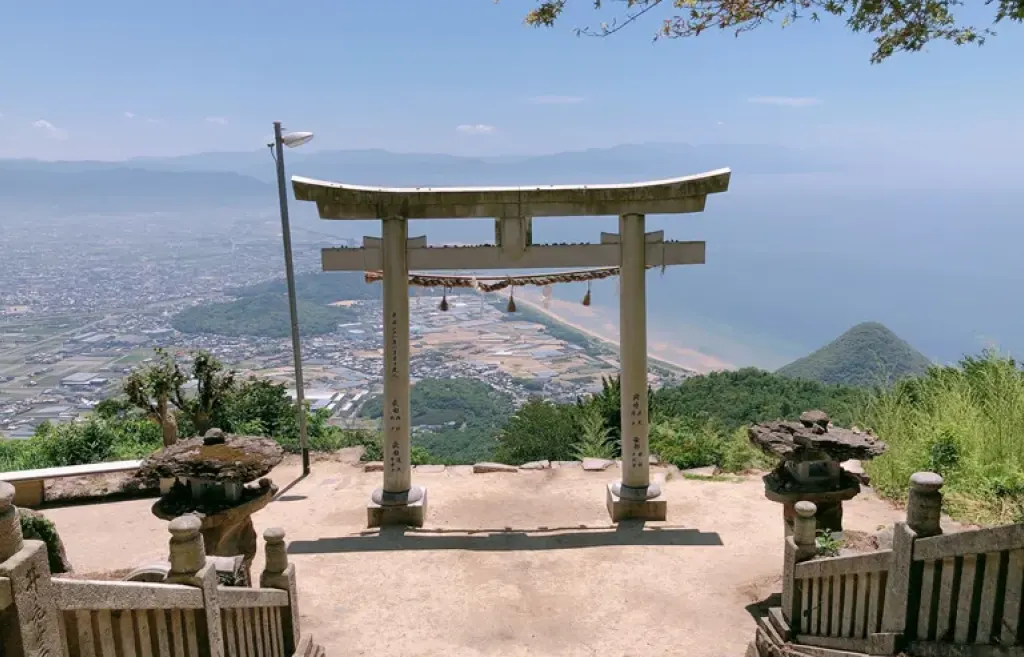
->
[2, 0, 1022, 170]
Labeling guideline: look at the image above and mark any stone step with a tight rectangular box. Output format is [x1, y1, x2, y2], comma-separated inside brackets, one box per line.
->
[787, 643, 867, 657]
[768, 607, 792, 640]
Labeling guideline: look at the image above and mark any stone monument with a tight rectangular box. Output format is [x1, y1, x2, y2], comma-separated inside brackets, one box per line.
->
[749, 410, 887, 535]
[136, 428, 283, 584]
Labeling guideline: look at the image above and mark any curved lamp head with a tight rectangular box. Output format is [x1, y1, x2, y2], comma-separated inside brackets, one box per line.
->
[281, 131, 314, 148]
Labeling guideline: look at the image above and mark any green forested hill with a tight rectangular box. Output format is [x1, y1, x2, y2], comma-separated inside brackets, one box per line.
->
[172, 294, 356, 338]
[776, 322, 932, 387]
[232, 271, 380, 304]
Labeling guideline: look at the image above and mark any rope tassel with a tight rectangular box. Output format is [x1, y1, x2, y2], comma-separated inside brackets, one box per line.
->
[507, 286, 517, 313]
[439, 286, 449, 312]
[582, 281, 592, 307]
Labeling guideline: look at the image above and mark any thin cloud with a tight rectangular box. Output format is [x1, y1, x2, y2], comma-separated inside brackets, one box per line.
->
[747, 96, 822, 107]
[124, 111, 136, 119]
[32, 119, 68, 139]
[716, 121, 725, 125]
[528, 95, 585, 105]
[205, 116, 228, 125]
[455, 124, 496, 135]
[146, 118, 163, 124]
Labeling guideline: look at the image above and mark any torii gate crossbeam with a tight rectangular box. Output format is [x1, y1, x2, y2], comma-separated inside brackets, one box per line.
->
[293, 170, 731, 527]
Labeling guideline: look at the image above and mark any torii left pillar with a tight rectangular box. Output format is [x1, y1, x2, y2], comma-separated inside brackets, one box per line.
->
[368, 217, 427, 527]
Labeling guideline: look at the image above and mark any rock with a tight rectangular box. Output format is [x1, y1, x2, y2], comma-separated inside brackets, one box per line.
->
[363, 461, 384, 472]
[799, 410, 830, 429]
[551, 461, 582, 469]
[681, 465, 719, 477]
[842, 459, 870, 486]
[649, 454, 660, 465]
[873, 525, 894, 551]
[749, 414, 888, 463]
[19, 508, 73, 573]
[449, 465, 475, 476]
[337, 445, 365, 464]
[414, 464, 446, 474]
[582, 458, 614, 471]
[136, 432, 284, 484]
[473, 462, 517, 474]
[520, 460, 550, 470]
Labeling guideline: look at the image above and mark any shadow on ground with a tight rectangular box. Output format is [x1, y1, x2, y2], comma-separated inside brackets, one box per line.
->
[288, 520, 724, 554]
[745, 592, 782, 622]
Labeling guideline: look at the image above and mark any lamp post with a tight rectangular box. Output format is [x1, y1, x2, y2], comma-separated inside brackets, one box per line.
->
[270, 122, 314, 476]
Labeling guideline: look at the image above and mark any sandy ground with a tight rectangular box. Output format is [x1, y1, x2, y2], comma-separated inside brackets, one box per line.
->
[38, 456, 911, 657]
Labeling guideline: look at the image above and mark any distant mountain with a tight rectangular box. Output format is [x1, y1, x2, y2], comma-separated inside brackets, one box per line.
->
[0, 142, 838, 190]
[0, 165, 273, 212]
[775, 322, 932, 387]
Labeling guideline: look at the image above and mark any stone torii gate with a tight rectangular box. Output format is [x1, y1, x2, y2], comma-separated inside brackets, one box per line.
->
[292, 170, 731, 527]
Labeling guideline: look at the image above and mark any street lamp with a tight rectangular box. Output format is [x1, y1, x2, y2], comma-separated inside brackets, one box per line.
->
[269, 121, 313, 476]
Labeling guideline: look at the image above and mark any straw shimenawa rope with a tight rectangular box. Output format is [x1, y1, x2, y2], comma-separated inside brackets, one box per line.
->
[363, 266, 653, 293]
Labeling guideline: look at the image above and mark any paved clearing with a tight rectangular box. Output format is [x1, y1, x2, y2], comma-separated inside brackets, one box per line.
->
[42, 457, 908, 657]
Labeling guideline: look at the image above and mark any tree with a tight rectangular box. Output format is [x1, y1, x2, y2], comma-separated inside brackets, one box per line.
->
[495, 398, 581, 463]
[518, 0, 1022, 63]
[123, 348, 185, 446]
[174, 351, 235, 435]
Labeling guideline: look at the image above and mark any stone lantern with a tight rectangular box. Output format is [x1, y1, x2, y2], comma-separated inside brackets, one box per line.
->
[135, 428, 284, 584]
[749, 410, 887, 536]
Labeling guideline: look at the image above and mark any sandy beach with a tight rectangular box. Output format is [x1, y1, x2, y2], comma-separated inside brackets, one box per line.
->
[511, 288, 734, 374]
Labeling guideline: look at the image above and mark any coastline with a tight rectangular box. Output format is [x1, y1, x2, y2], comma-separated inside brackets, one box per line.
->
[511, 291, 732, 375]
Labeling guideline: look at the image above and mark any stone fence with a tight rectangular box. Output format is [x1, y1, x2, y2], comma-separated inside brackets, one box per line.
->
[0, 481, 316, 657]
[753, 472, 1024, 657]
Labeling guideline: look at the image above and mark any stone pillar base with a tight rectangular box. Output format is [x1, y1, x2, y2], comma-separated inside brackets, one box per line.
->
[368, 486, 427, 528]
[606, 482, 666, 522]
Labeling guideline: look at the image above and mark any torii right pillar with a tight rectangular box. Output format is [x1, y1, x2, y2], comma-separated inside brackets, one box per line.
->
[607, 212, 666, 522]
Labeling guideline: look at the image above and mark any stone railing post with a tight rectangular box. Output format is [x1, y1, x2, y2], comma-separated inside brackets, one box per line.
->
[167, 515, 224, 657]
[906, 471, 944, 538]
[783, 501, 817, 632]
[871, 474, 930, 656]
[260, 527, 300, 655]
[0, 481, 64, 657]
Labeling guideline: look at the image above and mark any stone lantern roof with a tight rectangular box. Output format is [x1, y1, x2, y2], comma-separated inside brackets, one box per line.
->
[748, 410, 888, 463]
[137, 428, 284, 483]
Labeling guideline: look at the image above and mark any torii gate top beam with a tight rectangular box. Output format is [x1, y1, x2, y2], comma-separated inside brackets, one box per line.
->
[291, 169, 731, 220]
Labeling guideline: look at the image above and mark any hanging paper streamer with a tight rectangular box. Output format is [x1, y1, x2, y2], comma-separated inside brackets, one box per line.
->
[582, 280, 592, 307]
[541, 285, 553, 309]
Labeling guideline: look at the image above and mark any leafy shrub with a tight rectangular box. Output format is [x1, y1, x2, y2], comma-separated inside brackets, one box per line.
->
[572, 405, 616, 460]
[719, 426, 775, 474]
[649, 417, 725, 470]
[20, 512, 68, 573]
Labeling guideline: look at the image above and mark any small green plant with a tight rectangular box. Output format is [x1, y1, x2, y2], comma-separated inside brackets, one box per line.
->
[816, 529, 843, 557]
[927, 427, 963, 477]
[572, 405, 616, 460]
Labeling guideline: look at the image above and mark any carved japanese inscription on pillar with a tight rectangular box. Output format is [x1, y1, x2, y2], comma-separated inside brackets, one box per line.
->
[389, 311, 399, 378]
[1, 544, 62, 657]
[630, 392, 647, 469]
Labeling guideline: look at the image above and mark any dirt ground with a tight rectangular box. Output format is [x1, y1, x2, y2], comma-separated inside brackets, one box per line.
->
[39, 456, 912, 657]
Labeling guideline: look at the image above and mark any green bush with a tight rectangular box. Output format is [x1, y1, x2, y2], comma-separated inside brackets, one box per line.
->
[495, 398, 580, 464]
[20, 512, 68, 573]
[649, 417, 725, 470]
[862, 351, 1024, 524]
